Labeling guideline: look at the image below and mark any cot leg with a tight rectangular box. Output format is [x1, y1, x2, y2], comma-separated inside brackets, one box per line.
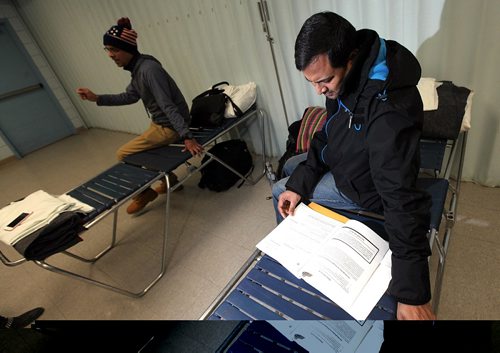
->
[205, 151, 258, 185]
[161, 175, 171, 274]
[206, 108, 268, 187]
[432, 230, 447, 313]
[34, 259, 154, 298]
[258, 109, 268, 177]
[428, 228, 437, 250]
[61, 209, 119, 263]
[36, 190, 170, 297]
[0, 250, 28, 267]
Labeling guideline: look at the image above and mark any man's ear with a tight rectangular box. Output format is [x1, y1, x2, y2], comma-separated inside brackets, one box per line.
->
[346, 49, 359, 73]
[348, 49, 359, 61]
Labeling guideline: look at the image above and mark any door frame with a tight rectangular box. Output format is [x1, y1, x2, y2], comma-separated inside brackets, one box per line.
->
[0, 18, 75, 158]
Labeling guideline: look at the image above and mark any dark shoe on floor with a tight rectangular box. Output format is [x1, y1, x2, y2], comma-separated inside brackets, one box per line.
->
[1, 307, 44, 329]
[126, 188, 158, 214]
[155, 173, 183, 194]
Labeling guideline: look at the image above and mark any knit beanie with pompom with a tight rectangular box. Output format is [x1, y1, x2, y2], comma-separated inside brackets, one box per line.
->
[103, 17, 138, 54]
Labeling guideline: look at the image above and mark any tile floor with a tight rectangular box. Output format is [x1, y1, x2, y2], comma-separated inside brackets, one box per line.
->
[0, 128, 499, 321]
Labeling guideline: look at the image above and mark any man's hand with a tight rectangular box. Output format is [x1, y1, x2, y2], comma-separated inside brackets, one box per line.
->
[277, 190, 302, 219]
[76, 88, 98, 102]
[397, 302, 436, 320]
[183, 138, 204, 156]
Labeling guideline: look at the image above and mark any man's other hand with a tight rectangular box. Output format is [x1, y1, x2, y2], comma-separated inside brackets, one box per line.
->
[183, 138, 204, 156]
[397, 302, 436, 320]
[76, 88, 97, 102]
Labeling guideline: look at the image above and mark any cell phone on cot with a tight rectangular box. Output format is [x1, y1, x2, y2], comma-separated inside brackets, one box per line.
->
[3, 212, 32, 231]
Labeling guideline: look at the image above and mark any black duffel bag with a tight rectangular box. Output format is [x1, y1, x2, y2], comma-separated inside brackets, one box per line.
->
[190, 82, 243, 128]
[198, 139, 253, 192]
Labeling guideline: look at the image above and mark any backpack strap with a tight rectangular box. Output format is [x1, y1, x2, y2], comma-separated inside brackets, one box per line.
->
[211, 81, 230, 89]
[193, 87, 224, 101]
[225, 94, 244, 117]
[193, 82, 229, 101]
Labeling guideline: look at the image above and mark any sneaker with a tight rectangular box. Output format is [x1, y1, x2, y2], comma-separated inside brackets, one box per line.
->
[126, 188, 158, 214]
[1, 307, 44, 329]
[155, 173, 184, 194]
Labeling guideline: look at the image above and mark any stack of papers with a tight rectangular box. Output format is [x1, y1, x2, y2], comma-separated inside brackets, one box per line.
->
[256, 203, 392, 320]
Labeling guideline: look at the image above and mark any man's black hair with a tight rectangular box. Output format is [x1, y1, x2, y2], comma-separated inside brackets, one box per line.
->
[294, 12, 357, 70]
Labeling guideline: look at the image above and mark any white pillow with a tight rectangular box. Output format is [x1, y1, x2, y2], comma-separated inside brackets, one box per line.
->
[223, 82, 257, 117]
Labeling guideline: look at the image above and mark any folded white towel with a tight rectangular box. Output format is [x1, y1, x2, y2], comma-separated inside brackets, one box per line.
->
[0, 190, 95, 245]
[58, 194, 95, 214]
[461, 90, 474, 131]
[417, 77, 442, 111]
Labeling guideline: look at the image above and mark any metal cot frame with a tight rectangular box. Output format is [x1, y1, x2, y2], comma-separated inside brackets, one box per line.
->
[0, 107, 268, 298]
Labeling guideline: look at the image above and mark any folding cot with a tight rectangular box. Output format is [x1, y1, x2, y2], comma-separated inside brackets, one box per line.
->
[201, 209, 396, 320]
[0, 106, 268, 297]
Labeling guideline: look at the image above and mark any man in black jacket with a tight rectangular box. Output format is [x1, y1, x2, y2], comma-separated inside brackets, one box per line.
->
[272, 12, 435, 320]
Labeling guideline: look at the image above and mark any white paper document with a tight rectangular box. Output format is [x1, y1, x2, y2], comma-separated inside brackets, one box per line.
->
[270, 320, 383, 353]
[256, 203, 392, 320]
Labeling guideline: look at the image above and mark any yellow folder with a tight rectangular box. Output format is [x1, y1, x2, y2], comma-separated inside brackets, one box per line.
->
[308, 202, 349, 223]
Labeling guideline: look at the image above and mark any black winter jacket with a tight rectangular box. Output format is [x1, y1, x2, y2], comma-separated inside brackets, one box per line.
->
[286, 29, 432, 305]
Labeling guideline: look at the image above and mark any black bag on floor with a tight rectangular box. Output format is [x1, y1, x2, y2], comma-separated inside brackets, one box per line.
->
[199, 139, 253, 192]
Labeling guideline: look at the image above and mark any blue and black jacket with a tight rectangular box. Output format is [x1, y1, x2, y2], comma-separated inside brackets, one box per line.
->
[286, 29, 432, 306]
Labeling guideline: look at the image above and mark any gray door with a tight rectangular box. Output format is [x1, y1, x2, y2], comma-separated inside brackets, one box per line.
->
[0, 21, 74, 157]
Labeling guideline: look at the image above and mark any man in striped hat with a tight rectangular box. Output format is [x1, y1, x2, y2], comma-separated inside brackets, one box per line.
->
[77, 18, 203, 214]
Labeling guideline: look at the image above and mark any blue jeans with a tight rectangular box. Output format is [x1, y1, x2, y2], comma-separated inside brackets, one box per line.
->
[272, 153, 362, 223]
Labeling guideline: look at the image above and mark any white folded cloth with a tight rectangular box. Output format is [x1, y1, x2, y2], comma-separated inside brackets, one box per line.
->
[0, 190, 94, 245]
[461, 90, 474, 132]
[57, 194, 95, 214]
[417, 77, 442, 111]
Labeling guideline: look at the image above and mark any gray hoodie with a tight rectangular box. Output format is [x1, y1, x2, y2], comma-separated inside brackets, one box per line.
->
[97, 54, 192, 139]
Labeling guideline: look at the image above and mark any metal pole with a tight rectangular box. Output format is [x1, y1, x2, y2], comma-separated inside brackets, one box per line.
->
[257, 0, 290, 127]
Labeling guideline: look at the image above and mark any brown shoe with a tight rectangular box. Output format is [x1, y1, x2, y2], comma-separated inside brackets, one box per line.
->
[126, 188, 158, 214]
[155, 173, 183, 194]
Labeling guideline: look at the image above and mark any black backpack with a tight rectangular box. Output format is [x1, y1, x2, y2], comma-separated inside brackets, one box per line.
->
[199, 139, 253, 192]
[276, 119, 301, 179]
[190, 81, 243, 128]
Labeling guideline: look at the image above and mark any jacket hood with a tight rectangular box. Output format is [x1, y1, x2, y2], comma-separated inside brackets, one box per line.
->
[385, 39, 422, 90]
[341, 29, 421, 96]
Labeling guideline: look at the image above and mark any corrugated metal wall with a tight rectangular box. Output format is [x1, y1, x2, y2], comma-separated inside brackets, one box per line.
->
[267, 0, 446, 125]
[8, 0, 500, 185]
[13, 0, 284, 156]
[9, 0, 450, 159]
